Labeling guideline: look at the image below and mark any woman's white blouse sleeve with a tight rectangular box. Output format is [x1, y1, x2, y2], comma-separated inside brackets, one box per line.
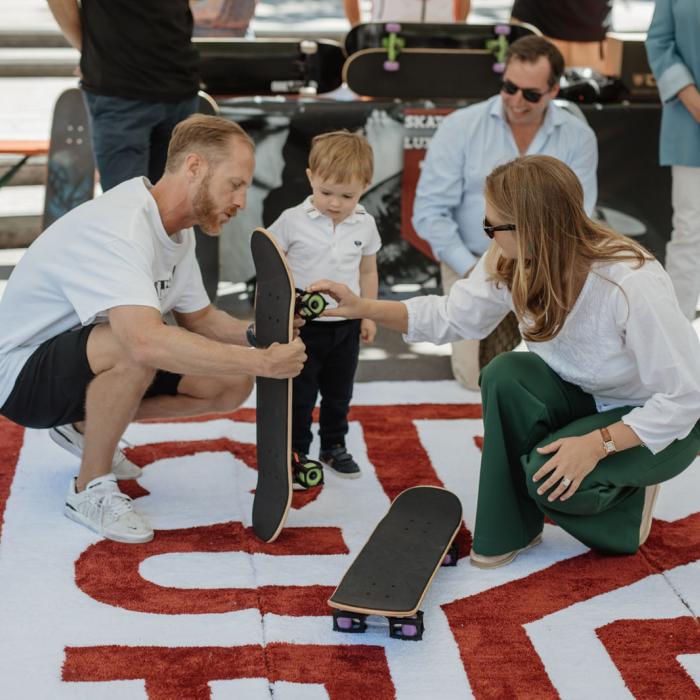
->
[617, 267, 700, 453]
[403, 256, 513, 345]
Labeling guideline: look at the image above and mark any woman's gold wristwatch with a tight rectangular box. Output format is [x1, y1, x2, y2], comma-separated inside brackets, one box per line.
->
[600, 427, 617, 457]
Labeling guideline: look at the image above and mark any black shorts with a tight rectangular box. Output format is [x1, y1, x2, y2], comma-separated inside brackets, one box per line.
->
[0, 324, 182, 429]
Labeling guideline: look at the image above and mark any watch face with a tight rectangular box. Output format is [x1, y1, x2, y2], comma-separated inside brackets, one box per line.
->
[604, 441, 615, 453]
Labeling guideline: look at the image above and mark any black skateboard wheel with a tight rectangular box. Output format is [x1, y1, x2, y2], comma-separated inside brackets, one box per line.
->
[292, 453, 324, 489]
[295, 289, 327, 320]
[441, 541, 459, 566]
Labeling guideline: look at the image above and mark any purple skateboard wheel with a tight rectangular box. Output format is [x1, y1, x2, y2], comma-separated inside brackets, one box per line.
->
[493, 62, 506, 74]
[337, 616, 353, 630]
[401, 624, 418, 637]
[385, 23, 401, 32]
[495, 24, 511, 36]
[383, 60, 400, 72]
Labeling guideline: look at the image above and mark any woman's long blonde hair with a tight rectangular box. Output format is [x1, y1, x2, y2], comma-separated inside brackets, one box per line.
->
[483, 155, 652, 342]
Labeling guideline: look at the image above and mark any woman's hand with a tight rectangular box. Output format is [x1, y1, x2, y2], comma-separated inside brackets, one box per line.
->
[360, 318, 376, 344]
[306, 280, 368, 319]
[532, 432, 604, 502]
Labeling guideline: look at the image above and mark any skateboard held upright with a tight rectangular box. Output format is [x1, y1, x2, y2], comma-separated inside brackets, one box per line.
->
[250, 228, 326, 542]
[329, 486, 462, 640]
[42, 88, 96, 230]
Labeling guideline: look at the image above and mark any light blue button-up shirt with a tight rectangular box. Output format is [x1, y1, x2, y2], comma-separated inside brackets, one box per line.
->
[412, 95, 598, 276]
[645, 0, 700, 167]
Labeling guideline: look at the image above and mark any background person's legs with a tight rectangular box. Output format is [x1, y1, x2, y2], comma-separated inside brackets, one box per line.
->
[83, 93, 163, 191]
[440, 262, 482, 390]
[441, 262, 521, 391]
[148, 96, 200, 184]
[666, 165, 700, 320]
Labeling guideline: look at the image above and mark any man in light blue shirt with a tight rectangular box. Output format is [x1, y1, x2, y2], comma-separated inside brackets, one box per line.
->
[412, 36, 598, 389]
[646, 0, 700, 321]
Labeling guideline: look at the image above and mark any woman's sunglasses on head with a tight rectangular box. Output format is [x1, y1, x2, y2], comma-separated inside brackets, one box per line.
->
[483, 218, 516, 239]
[501, 79, 547, 104]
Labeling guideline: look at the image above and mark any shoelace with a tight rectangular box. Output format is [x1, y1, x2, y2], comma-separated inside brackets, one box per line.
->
[82, 487, 134, 525]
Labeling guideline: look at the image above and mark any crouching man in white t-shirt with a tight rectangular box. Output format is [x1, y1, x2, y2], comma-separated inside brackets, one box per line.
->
[0, 115, 307, 544]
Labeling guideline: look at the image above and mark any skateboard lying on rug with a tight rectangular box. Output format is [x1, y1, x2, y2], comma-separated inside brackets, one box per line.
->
[250, 227, 326, 542]
[42, 88, 96, 230]
[329, 485, 462, 640]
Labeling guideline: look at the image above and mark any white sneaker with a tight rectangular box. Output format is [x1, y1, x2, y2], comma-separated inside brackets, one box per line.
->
[49, 424, 143, 480]
[64, 475, 153, 543]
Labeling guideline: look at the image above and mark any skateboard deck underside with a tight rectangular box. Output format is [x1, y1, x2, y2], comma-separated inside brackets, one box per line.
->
[329, 486, 462, 616]
[196, 39, 345, 95]
[344, 22, 537, 54]
[344, 49, 503, 99]
[251, 228, 295, 542]
[42, 88, 95, 230]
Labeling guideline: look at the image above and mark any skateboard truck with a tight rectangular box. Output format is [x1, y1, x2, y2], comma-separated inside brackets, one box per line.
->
[295, 288, 327, 320]
[292, 451, 324, 489]
[486, 24, 512, 74]
[389, 611, 424, 641]
[332, 610, 425, 640]
[381, 23, 405, 72]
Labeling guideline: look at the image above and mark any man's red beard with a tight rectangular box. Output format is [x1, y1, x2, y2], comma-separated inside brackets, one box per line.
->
[192, 172, 236, 234]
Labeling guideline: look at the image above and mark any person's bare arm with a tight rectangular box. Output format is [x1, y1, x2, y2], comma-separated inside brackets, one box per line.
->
[173, 305, 249, 346]
[308, 280, 408, 333]
[454, 0, 470, 21]
[109, 305, 305, 378]
[343, 0, 361, 25]
[358, 254, 378, 302]
[47, 0, 82, 50]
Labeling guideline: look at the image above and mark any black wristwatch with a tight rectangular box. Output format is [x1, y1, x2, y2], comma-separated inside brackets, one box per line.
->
[246, 323, 259, 348]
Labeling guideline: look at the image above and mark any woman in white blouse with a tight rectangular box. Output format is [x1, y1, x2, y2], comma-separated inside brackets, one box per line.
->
[309, 155, 700, 567]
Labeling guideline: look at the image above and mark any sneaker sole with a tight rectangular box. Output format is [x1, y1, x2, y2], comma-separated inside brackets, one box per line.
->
[469, 533, 543, 569]
[51, 426, 142, 480]
[112, 463, 144, 480]
[326, 467, 362, 480]
[64, 504, 154, 544]
[49, 426, 83, 460]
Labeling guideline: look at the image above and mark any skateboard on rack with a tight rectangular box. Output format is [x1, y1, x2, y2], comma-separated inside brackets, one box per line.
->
[250, 227, 326, 542]
[344, 21, 539, 56]
[329, 486, 462, 640]
[343, 22, 537, 99]
[196, 38, 345, 96]
[42, 88, 96, 230]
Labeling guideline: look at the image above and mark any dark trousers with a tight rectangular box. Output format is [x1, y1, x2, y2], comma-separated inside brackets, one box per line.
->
[292, 320, 361, 455]
[474, 352, 700, 556]
[83, 92, 199, 190]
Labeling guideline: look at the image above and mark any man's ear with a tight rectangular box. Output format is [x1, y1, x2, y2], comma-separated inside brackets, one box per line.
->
[185, 152, 205, 181]
[549, 82, 561, 99]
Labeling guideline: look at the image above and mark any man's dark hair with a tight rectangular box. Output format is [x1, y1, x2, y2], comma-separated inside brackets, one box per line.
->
[505, 36, 565, 87]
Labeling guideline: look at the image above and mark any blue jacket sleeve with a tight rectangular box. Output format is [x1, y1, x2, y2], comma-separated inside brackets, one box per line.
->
[645, 0, 695, 103]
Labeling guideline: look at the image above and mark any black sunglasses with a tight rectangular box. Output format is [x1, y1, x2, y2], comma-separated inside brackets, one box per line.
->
[501, 79, 547, 104]
[483, 218, 516, 239]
